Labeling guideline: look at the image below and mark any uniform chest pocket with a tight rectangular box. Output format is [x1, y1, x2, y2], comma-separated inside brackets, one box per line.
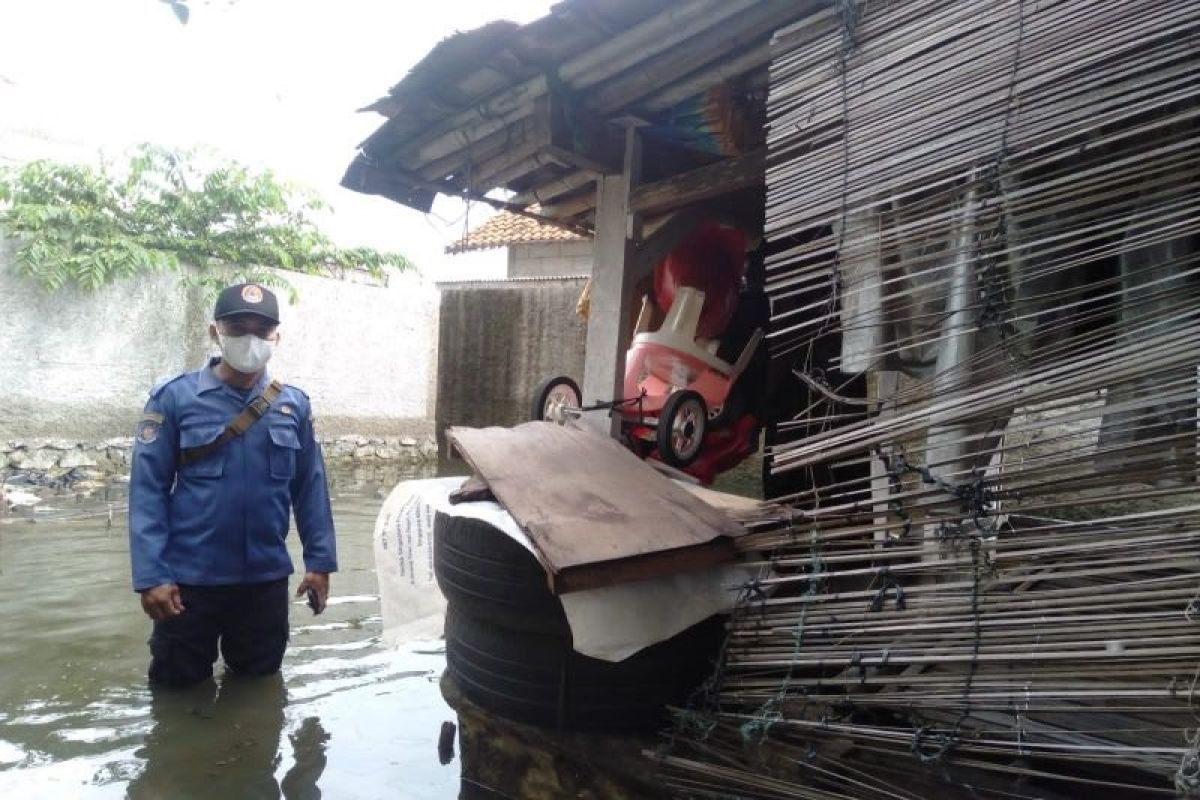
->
[268, 424, 302, 480]
[178, 424, 226, 478]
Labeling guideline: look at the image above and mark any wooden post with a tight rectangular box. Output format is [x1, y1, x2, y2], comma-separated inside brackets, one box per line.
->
[581, 124, 643, 436]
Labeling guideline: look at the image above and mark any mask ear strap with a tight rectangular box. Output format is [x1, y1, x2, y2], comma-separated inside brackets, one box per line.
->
[210, 324, 224, 361]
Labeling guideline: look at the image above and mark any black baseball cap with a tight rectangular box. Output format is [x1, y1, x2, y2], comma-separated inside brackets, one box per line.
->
[213, 283, 280, 324]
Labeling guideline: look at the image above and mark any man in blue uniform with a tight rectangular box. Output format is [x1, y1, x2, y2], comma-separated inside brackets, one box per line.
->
[129, 283, 337, 687]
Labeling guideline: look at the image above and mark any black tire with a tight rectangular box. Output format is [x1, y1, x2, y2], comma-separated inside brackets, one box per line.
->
[434, 513, 571, 636]
[445, 655, 672, 732]
[531, 375, 581, 423]
[447, 604, 723, 686]
[443, 606, 725, 732]
[657, 390, 708, 467]
[445, 593, 569, 637]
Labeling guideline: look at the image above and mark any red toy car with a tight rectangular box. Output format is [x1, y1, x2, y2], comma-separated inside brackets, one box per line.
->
[532, 222, 762, 484]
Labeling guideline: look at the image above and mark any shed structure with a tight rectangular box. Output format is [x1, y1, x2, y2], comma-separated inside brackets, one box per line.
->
[343, 0, 814, 431]
[345, 0, 1200, 797]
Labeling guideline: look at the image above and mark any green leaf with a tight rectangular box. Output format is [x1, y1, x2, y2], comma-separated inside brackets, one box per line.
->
[0, 144, 415, 296]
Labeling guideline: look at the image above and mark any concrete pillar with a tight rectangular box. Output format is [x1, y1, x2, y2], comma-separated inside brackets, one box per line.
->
[924, 184, 978, 567]
[581, 126, 643, 436]
[924, 185, 979, 478]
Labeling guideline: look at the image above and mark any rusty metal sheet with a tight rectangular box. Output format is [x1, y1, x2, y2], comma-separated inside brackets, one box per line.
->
[448, 422, 745, 593]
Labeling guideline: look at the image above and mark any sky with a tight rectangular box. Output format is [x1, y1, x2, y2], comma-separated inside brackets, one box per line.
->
[0, 0, 554, 281]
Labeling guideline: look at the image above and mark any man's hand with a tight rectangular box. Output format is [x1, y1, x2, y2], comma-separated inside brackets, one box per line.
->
[140, 583, 184, 620]
[296, 572, 330, 614]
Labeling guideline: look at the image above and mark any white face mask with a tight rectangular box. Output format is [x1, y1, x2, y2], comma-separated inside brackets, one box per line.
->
[216, 333, 276, 374]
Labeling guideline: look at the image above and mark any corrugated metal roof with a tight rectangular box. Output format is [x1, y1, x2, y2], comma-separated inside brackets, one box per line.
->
[445, 211, 589, 254]
[342, 0, 815, 226]
[341, 0, 671, 215]
[357, 3, 668, 127]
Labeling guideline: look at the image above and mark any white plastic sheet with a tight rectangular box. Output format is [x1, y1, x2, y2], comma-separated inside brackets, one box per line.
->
[373, 477, 752, 661]
[372, 478, 448, 645]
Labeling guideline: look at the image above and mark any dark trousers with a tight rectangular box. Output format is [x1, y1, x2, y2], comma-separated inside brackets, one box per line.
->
[148, 579, 290, 687]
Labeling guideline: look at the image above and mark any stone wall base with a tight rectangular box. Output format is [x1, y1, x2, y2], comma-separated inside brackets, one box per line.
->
[2, 434, 439, 478]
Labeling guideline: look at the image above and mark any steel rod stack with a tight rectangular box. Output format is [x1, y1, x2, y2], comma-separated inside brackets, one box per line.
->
[661, 0, 1200, 796]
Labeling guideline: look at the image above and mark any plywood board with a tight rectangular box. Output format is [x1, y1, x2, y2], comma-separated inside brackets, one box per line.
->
[448, 422, 745, 593]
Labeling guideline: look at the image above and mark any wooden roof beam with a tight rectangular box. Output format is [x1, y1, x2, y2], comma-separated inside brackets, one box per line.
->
[416, 115, 536, 182]
[510, 169, 597, 208]
[460, 96, 555, 191]
[533, 148, 766, 221]
[482, 151, 569, 194]
[630, 148, 766, 217]
[539, 191, 597, 221]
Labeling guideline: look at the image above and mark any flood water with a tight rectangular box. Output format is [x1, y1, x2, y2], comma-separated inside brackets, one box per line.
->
[0, 453, 763, 799]
[0, 464, 460, 799]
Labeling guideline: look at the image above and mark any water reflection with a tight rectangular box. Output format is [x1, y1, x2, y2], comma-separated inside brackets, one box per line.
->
[0, 466, 458, 799]
[127, 674, 333, 800]
[0, 456, 725, 798]
[129, 674, 291, 799]
[280, 717, 330, 800]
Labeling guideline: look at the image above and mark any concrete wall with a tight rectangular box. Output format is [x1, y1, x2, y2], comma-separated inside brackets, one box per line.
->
[0, 238, 437, 446]
[507, 240, 593, 279]
[435, 277, 588, 443]
[269, 270, 438, 437]
[0, 239, 207, 442]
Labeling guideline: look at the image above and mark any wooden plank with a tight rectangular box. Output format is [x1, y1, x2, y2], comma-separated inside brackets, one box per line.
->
[544, 94, 625, 176]
[629, 148, 765, 217]
[449, 474, 494, 505]
[539, 191, 600, 221]
[510, 169, 596, 208]
[552, 539, 737, 594]
[359, 161, 593, 237]
[448, 422, 745, 594]
[681, 483, 764, 514]
[543, 143, 620, 178]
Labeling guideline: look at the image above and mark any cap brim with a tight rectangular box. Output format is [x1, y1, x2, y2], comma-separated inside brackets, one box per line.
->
[214, 309, 280, 324]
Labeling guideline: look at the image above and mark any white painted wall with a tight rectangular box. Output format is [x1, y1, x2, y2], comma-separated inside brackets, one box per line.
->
[508, 240, 593, 279]
[0, 239, 202, 441]
[0, 239, 437, 441]
[268, 270, 438, 434]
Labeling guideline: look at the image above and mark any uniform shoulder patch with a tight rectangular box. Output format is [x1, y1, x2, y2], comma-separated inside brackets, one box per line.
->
[280, 385, 316, 433]
[136, 416, 162, 445]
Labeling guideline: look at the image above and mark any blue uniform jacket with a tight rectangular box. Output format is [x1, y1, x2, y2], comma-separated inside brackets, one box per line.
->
[128, 359, 337, 591]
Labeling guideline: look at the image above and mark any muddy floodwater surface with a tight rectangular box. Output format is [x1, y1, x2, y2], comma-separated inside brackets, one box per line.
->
[0, 464, 459, 799]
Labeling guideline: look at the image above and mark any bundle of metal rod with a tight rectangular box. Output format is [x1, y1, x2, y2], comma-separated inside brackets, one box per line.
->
[657, 505, 1200, 796]
[763, 0, 1199, 359]
[661, 0, 1200, 796]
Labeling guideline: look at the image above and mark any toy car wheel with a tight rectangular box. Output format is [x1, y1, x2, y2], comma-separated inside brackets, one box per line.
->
[532, 376, 581, 424]
[657, 390, 707, 467]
